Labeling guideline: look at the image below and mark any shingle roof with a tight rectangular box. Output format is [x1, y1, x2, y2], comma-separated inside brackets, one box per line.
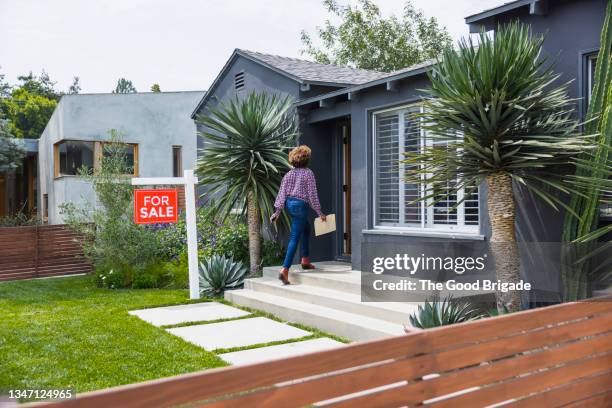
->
[238, 49, 388, 85]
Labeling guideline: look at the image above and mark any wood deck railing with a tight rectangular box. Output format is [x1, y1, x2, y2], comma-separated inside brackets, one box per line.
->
[0, 224, 91, 281]
[30, 297, 612, 407]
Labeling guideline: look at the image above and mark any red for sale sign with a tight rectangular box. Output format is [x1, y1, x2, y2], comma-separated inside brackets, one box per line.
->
[134, 189, 178, 224]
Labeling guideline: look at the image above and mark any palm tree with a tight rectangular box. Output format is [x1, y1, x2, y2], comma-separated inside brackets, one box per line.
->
[196, 92, 298, 275]
[403, 23, 597, 312]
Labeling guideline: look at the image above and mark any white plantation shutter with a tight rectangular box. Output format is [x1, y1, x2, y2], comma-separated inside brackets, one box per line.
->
[375, 114, 399, 225]
[373, 105, 479, 233]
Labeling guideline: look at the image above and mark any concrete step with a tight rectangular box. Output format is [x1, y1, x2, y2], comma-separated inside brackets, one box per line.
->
[225, 289, 406, 341]
[263, 262, 361, 294]
[245, 278, 418, 325]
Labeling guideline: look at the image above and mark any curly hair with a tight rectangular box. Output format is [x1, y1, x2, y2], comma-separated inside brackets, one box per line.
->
[288, 145, 311, 168]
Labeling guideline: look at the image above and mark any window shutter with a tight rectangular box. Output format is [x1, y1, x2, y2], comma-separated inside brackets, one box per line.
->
[375, 114, 399, 225]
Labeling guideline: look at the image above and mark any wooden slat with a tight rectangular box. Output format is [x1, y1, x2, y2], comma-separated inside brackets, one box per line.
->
[428, 353, 612, 407]
[35, 300, 612, 408]
[561, 389, 612, 407]
[510, 371, 612, 407]
[0, 225, 90, 281]
[196, 312, 612, 408]
[325, 332, 612, 408]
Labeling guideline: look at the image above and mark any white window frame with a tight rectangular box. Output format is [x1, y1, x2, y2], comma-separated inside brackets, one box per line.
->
[372, 103, 480, 234]
[587, 54, 597, 106]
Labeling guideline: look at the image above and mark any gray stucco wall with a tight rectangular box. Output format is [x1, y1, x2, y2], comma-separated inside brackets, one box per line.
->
[38, 91, 204, 224]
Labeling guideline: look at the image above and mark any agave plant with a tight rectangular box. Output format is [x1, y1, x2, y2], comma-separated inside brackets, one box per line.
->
[199, 255, 247, 297]
[196, 91, 298, 275]
[408, 295, 483, 329]
[404, 23, 598, 312]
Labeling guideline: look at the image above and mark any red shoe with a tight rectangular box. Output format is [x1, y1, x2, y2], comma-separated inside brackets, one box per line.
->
[278, 268, 290, 285]
[301, 263, 316, 270]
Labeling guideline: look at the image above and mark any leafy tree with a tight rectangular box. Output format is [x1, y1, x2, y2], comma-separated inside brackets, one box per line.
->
[403, 24, 597, 312]
[1, 88, 57, 139]
[0, 118, 26, 171]
[0, 71, 59, 139]
[68, 76, 81, 94]
[150, 83, 161, 92]
[15, 71, 60, 100]
[0, 69, 10, 98]
[196, 92, 298, 275]
[113, 78, 137, 94]
[301, 0, 451, 72]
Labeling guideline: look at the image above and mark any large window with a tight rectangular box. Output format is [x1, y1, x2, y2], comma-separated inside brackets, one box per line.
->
[55, 141, 94, 177]
[54, 140, 138, 178]
[373, 105, 479, 233]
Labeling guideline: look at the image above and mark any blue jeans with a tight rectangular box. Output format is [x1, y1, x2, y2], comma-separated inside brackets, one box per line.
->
[282, 197, 310, 268]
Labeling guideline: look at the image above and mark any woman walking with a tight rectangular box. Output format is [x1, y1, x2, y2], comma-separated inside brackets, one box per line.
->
[270, 145, 326, 285]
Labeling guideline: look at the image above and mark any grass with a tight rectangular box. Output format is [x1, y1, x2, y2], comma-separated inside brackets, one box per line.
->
[0, 275, 227, 396]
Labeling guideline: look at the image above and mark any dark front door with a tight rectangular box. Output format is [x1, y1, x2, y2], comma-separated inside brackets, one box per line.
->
[341, 121, 351, 256]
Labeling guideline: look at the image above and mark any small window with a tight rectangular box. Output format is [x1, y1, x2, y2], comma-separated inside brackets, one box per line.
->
[43, 194, 48, 223]
[234, 72, 245, 91]
[172, 146, 182, 177]
[54, 141, 94, 177]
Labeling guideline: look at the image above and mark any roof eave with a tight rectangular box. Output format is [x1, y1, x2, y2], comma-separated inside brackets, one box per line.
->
[464, 0, 538, 25]
[295, 63, 433, 107]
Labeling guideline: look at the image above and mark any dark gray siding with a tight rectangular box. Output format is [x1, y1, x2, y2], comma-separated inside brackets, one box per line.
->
[476, 0, 606, 119]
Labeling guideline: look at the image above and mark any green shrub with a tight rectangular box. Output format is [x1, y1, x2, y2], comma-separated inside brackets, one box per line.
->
[162, 251, 189, 289]
[199, 255, 247, 297]
[0, 212, 39, 227]
[408, 295, 484, 329]
[262, 239, 284, 267]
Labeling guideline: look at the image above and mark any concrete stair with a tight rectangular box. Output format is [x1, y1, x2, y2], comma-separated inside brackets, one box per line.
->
[225, 262, 419, 341]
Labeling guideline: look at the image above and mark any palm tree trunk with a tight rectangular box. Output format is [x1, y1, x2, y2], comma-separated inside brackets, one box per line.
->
[487, 173, 522, 312]
[247, 191, 262, 276]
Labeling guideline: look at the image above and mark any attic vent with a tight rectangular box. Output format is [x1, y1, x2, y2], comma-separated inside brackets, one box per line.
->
[234, 72, 245, 91]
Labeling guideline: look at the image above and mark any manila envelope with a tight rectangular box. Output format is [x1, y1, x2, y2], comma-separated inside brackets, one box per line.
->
[314, 214, 336, 236]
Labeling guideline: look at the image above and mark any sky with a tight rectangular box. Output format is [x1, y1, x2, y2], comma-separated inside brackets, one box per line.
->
[0, 0, 507, 94]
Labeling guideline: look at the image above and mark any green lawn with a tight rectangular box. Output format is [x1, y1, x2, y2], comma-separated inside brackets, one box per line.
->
[0, 275, 226, 395]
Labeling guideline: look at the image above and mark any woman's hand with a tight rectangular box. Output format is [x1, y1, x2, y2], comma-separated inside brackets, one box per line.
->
[320, 214, 327, 222]
[270, 213, 279, 223]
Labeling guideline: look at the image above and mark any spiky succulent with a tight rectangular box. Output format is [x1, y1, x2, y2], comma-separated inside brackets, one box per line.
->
[199, 255, 247, 297]
[408, 294, 484, 329]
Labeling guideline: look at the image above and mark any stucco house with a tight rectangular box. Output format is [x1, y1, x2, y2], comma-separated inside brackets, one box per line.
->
[193, 0, 608, 275]
[39, 91, 204, 224]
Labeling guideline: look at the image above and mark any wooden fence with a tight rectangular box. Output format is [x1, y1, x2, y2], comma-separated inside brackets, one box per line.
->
[0, 224, 91, 281]
[32, 297, 612, 407]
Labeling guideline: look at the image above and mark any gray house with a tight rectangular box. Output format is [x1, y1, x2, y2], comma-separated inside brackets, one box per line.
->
[39, 91, 204, 224]
[193, 0, 607, 279]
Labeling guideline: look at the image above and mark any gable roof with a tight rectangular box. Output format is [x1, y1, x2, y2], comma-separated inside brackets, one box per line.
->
[190, 48, 387, 118]
[238, 49, 388, 85]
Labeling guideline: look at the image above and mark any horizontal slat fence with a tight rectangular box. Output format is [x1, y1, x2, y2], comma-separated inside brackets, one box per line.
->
[30, 297, 612, 408]
[0, 224, 91, 281]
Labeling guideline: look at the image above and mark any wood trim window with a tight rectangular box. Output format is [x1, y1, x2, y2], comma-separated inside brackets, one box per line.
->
[53, 140, 138, 178]
[172, 146, 182, 177]
[372, 104, 479, 234]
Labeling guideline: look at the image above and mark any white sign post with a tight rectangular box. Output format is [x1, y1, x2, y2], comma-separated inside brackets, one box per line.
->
[132, 169, 200, 299]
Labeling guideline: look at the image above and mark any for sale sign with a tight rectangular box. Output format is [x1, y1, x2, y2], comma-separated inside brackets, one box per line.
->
[134, 189, 178, 224]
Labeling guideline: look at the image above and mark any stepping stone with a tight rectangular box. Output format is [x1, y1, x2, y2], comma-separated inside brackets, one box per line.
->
[167, 317, 310, 350]
[129, 302, 249, 327]
[220, 338, 345, 366]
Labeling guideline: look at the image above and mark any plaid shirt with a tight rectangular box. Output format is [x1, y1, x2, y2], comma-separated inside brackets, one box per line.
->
[273, 168, 323, 217]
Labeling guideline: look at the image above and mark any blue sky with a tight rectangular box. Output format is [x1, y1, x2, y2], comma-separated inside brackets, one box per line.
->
[0, 0, 506, 93]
